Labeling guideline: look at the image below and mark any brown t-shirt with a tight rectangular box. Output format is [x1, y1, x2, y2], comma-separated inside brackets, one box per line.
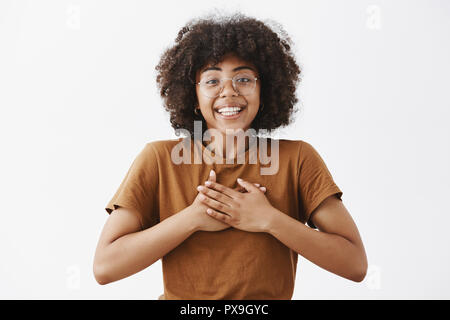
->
[105, 137, 343, 299]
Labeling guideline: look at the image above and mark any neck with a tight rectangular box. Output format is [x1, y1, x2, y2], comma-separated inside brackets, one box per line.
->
[202, 130, 253, 161]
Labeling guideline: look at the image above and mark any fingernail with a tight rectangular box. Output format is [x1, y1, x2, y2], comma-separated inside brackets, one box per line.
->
[210, 170, 215, 176]
[197, 185, 204, 191]
[255, 183, 260, 187]
[205, 181, 212, 186]
[237, 178, 243, 182]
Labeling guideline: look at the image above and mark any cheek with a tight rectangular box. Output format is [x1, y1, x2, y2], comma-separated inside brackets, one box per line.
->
[252, 85, 261, 104]
[195, 89, 209, 108]
[197, 97, 215, 118]
[249, 91, 261, 114]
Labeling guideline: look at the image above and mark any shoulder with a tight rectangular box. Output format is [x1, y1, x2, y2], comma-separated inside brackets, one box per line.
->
[270, 139, 325, 171]
[268, 138, 308, 147]
[131, 138, 183, 166]
[269, 138, 311, 156]
[144, 138, 184, 155]
[279, 139, 320, 157]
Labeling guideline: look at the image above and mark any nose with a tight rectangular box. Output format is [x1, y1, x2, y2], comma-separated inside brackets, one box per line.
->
[219, 79, 238, 97]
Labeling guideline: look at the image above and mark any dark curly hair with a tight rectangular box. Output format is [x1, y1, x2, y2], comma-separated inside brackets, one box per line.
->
[155, 12, 302, 137]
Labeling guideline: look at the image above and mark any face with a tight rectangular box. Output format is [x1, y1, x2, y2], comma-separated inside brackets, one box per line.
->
[195, 53, 261, 135]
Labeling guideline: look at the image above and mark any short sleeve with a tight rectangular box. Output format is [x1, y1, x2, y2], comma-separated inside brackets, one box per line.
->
[297, 141, 343, 229]
[105, 143, 160, 230]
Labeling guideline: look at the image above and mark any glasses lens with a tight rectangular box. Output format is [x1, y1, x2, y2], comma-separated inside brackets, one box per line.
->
[233, 73, 256, 96]
[199, 73, 256, 98]
[200, 77, 221, 98]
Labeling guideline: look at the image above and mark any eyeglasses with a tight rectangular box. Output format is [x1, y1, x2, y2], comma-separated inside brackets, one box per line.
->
[196, 73, 258, 98]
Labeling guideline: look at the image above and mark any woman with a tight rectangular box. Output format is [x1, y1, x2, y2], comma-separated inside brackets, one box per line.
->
[93, 13, 368, 300]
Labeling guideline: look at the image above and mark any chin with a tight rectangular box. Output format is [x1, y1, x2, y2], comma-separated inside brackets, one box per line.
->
[218, 123, 249, 134]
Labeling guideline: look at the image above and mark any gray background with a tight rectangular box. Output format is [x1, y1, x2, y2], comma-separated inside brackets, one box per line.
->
[0, 0, 449, 299]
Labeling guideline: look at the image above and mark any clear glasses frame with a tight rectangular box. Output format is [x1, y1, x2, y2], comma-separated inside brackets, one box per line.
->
[196, 74, 259, 98]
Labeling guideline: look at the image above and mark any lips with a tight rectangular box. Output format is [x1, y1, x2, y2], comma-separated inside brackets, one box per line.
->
[213, 104, 246, 120]
[214, 103, 246, 112]
[216, 109, 244, 120]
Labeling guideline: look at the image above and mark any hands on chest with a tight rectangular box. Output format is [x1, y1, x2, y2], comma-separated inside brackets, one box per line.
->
[188, 170, 279, 233]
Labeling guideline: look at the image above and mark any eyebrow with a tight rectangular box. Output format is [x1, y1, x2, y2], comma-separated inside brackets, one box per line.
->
[201, 66, 256, 74]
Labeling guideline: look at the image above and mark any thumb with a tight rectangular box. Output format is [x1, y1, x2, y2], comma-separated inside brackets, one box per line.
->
[236, 178, 259, 193]
[208, 169, 216, 183]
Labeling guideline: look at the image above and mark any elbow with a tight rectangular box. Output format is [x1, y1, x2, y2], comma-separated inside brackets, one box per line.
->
[346, 243, 368, 282]
[350, 268, 367, 283]
[93, 262, 111, 285]
[349, 259, 368, 283]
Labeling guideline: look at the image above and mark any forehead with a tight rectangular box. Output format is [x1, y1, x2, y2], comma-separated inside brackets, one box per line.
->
[198, 53, 257, 75]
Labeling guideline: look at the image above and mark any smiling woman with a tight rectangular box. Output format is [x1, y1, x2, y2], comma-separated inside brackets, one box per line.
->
[194, 53, 261, 141]
[94, 12, 367, 300]
[155, 12, 301, 139]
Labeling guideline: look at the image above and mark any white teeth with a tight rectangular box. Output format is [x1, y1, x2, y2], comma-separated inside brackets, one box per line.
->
[217, 106, 242, 114]
[221, 111, 239, 116]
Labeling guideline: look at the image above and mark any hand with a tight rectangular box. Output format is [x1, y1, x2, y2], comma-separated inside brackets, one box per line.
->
[189, 171, 267, 232]
[196, 178, 277, 233]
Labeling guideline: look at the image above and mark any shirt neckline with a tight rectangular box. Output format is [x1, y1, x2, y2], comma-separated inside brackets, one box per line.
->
[188, 135, 260, 166]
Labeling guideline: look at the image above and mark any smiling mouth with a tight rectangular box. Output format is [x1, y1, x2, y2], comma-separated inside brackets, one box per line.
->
[214, 106, 246, 119]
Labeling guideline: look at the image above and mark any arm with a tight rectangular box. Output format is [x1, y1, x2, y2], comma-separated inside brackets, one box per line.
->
[194, 178, 367, 282]
[93, 206, 197, 285]
[94, 170, 251, 285]
[266, 195, 368, 282]
[195, 173, 366, 282]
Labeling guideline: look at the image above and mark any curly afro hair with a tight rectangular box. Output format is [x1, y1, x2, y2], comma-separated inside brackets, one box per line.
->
[155, 12, 302, 137]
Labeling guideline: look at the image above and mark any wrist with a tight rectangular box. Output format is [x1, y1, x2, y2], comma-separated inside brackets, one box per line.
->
[180, 205, 200, 234]
[262, 207, 281, 234]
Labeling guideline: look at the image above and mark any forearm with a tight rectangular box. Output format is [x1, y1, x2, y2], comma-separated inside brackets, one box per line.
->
[266, 209, 367, 282]
[95, 208, 197, 285]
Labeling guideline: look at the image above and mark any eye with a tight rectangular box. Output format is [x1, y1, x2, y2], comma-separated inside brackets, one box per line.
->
[235, 73, 255, 83]
[205, 79, 219, 86]
[236, 77, 250, 83]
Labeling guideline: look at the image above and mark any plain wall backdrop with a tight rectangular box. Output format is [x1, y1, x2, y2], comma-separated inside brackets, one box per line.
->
[0, 0, 449, 299]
